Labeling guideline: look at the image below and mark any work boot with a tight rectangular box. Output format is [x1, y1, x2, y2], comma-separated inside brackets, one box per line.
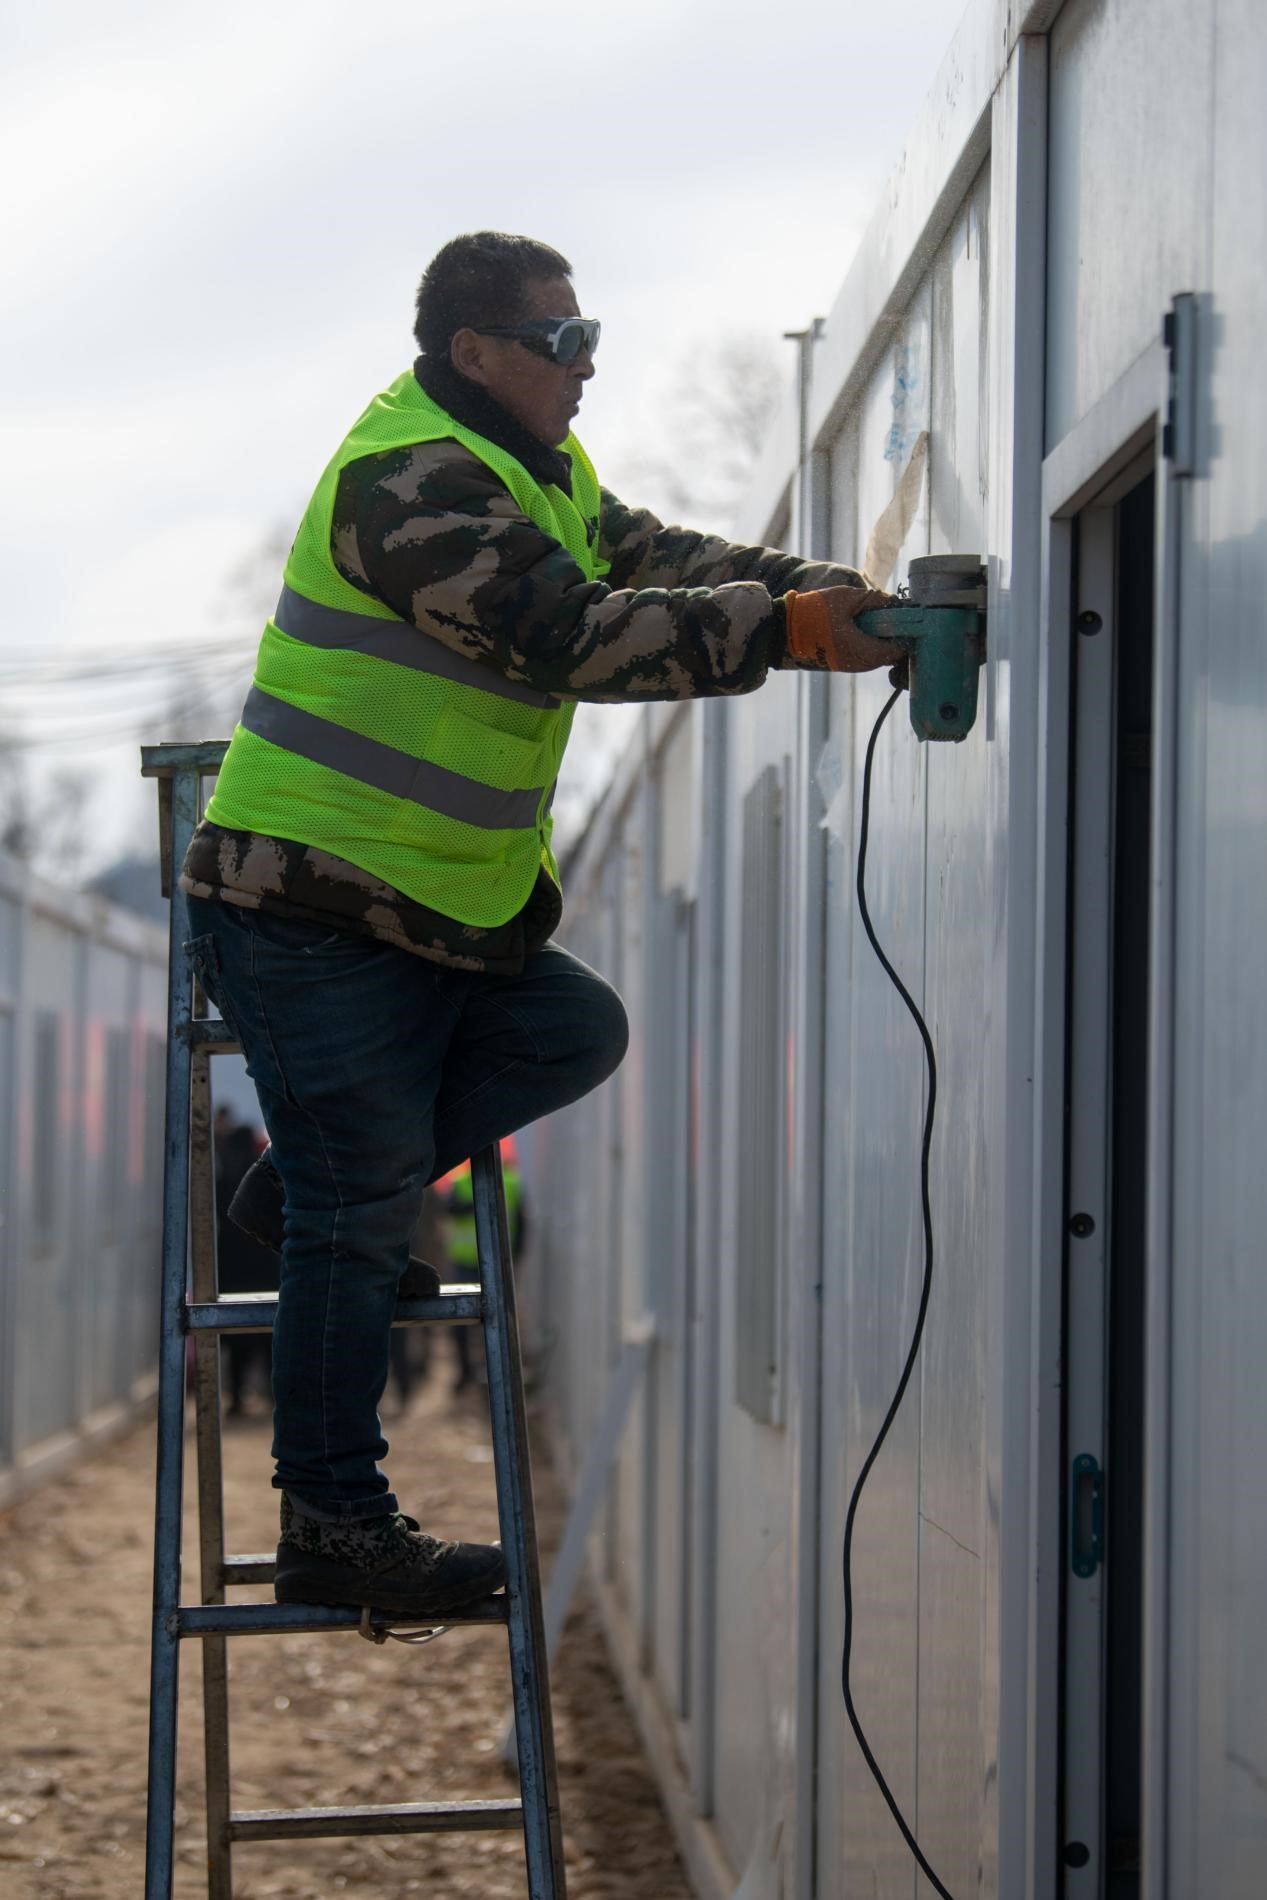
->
[229, 1151, 442, 1300]
[396, 1255, 443, 1301]
[274, 1494, 505, 1615]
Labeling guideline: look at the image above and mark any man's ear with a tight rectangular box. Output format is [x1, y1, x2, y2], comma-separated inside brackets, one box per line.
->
[450, 327, 491, 387]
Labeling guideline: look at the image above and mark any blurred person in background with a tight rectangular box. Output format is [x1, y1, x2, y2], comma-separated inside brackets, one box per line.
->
[179, 230, 896, 1619]
[439, 1135, 527, 1394]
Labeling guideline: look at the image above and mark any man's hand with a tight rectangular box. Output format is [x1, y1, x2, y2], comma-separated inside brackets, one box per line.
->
[782, 585, 899, 673]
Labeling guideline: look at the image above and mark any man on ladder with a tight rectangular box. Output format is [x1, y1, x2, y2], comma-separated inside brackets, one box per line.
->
[180, 229, 893, 1624]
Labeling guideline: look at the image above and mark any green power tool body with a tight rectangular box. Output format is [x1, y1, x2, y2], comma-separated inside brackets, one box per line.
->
[855, 553, 987, 742]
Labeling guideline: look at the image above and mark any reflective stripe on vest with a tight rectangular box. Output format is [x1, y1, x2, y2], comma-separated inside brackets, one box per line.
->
[273, 585, 560, 711]
[240, 685, 548, 831]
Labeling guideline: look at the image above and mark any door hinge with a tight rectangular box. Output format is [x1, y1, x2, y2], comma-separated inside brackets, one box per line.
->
[1070, 1452, 1105, 1578]
[1162, 293, 1197, 477]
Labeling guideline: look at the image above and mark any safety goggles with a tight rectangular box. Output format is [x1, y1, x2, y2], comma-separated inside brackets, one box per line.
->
[472, 316, 601, 364]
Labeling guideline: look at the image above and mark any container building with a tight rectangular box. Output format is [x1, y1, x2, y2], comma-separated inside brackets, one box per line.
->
[522, 0, 1267, 1894]
[0, 852, 167, 1506]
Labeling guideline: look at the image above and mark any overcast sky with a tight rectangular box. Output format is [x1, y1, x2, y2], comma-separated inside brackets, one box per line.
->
[1, 0, 965, 874]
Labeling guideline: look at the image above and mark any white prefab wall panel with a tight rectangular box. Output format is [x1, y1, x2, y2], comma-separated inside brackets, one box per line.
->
[1169, 1, 1267, 1891]
[812, 165, 995, 1897]
[1046, 0, 1213, 447]
[819, 669, 930, 1897]
[710, 669, 801, 1876]
[858, 280, 933, 584]
[612, 801, 647, 1623]
[15, 917, 82, 1453]
[930, 173, 989, 559]
[0, 861, 166, 1500]
[641, 713, 698, 1726]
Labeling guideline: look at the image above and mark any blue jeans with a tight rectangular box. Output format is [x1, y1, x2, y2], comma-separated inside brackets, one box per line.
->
[184, 896, 627, 1520]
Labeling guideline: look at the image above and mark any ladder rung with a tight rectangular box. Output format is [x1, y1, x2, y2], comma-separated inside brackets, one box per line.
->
[186, 1290, 483, 1332]
[140, 740, 229, 775]
[228, 1798, 523, 1842]
[222, 1555, 275, 1584]
[182, 1018, 239, 1054]
[175, 1599, 507, 1638]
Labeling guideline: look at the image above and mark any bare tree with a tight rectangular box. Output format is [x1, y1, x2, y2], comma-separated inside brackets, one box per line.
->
[0, 741, 32, 859]
[33, 768, 94, 885]
[0, 751, 93, 884]
[0, 518, 293, 896]
[616, 330, 788, 530]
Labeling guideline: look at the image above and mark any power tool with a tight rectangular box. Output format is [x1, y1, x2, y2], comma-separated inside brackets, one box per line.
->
[856, 553, 987, 741]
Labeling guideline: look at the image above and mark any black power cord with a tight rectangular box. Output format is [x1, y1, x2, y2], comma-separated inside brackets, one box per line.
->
[842, 681, 956, 1900]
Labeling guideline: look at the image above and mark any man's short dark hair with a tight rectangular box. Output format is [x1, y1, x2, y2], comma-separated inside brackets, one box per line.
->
[414, 232, 573, 357]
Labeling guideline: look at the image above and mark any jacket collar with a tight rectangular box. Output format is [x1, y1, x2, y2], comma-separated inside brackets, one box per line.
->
[413, 355, 573, 492]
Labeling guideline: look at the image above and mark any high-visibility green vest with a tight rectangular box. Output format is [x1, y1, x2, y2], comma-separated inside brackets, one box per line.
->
[447, 1162, 521, 1268]
[206, 371, 608, 927]
[447, 1169, 478, 1270]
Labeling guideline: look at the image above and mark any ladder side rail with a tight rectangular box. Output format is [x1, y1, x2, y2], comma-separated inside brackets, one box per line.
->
[189, 1045, 234, 1899]
[473, 1144, 568, 1899]
[143, 763, 202, 1900]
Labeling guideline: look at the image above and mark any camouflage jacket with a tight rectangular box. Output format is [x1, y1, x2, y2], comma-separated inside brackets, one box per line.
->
[180, 357, 864, 971]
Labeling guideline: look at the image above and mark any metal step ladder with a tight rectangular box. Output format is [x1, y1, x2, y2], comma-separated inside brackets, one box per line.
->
[139, 741, 567, 1900]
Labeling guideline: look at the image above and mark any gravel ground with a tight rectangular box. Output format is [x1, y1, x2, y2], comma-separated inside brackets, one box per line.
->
[0, 1362, 691, 1900]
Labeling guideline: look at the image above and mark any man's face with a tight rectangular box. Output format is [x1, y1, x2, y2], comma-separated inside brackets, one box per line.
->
[450, 275, 595, 448]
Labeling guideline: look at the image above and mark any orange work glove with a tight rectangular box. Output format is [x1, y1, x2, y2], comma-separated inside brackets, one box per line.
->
[782, 585, 899, 673]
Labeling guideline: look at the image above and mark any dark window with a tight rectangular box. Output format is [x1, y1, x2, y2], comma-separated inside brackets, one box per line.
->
[143, 1032, 166, 1219]
[735, 763, 786, 1424]
[100, 1028, 130, 1244]
[31, 1012, 60, 1257]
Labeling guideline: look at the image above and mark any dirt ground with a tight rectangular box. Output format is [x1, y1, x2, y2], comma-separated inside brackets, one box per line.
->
[0, 1351, 692, 1900]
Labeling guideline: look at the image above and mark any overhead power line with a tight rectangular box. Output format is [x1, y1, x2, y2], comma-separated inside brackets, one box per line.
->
[0, 637, 256, 688]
